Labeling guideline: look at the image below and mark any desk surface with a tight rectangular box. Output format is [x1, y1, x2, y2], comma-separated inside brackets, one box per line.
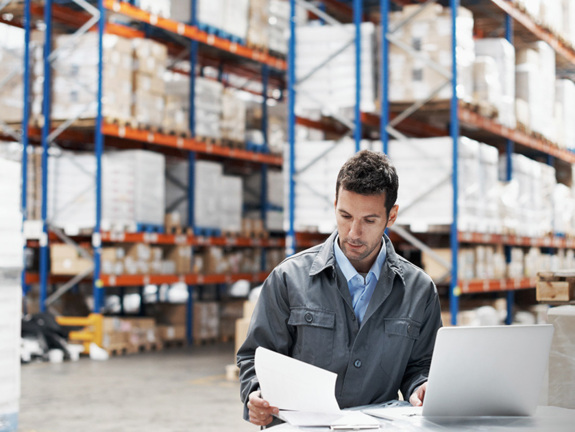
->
[269, 406, 575, 431]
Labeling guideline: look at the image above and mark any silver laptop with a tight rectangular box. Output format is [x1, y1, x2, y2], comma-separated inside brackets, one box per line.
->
[423, 324, 554, 417]
[366, 324, 554, 419]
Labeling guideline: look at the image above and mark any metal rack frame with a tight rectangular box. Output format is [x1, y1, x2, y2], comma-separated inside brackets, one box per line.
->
[287, 0, 575, 325]
[18, 0, 287, 345]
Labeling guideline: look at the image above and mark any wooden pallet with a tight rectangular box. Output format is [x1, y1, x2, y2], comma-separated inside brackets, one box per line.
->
[30, 115, 138, 130]
[221, 138, 244, 149]
[197, 135, 222, 146]
[162, 339, 187, 349]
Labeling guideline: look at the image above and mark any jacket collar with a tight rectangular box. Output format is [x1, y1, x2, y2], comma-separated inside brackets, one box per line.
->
[309, 230, 406, 286]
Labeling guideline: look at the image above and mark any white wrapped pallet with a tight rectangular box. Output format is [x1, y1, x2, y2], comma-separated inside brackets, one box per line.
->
[223, 0, 250, 41]
[284, 138, 361, 233]
[474, 38, 516, 128]
[48, 152, 97, 232]
[0, 282, 21, 432]
[135, 0, 171, 17]
[479, 143, 501, 233]
[220, 176, 243, 233]
[389, 137, 500, 232]
[0, 156, 23, 269]
[0, 24, 24, 125]
[563, 0, 575, 49]
[165, 158, 190, 227]
[553, 184, 575, 236]
[269, 0, 307, 55]
[296, 22, 377, 117]
[103, 150, 166, 228]
[555, 79, 575, 150]
[195, 160, 223, 231]
[195, 77, 223, 140]
[388, 5, 474, 103]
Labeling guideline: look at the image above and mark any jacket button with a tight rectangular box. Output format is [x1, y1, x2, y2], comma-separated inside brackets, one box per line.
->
[305, 313, 313, 323]
[354, 359, 362, 368]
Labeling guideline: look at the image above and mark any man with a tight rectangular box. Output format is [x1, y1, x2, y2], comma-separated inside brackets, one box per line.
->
[237, 150, 442, 427]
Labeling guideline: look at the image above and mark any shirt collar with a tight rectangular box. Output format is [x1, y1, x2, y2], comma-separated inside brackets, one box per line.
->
[334, 235, 387, 283]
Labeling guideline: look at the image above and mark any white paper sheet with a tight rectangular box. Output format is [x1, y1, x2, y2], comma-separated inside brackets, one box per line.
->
[255, 347, 341, 413]
[254, 347, 381, 428]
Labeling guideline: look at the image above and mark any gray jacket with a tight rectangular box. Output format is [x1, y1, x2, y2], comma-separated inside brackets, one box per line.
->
[237, 231, 442, 419]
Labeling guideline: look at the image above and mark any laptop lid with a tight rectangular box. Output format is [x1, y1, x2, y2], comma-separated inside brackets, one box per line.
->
[422, 324, 554, 417]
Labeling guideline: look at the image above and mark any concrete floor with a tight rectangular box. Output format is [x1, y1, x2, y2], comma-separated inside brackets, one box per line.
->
[18, 342, 258, 432]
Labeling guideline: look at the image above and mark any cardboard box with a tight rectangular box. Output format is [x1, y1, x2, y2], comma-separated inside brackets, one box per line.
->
[234, 317, 251, 355]
[193, 302, 219, 341]
[148, 303, 187, 326]
[537, 272, 575, 302]
[158, 324, 186, 341]
[50, 244, 93, 275]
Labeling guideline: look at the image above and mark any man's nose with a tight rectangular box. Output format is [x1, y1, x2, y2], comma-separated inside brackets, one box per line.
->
[349, 220, 361, 238]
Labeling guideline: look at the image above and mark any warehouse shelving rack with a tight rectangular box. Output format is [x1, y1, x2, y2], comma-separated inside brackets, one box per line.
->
[18, 0, 289, 347]
[287, 0, 575, 325]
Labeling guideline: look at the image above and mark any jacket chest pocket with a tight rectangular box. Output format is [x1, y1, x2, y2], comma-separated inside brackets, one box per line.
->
[379, 319, 421, 370]
[288, 307, 336, 369]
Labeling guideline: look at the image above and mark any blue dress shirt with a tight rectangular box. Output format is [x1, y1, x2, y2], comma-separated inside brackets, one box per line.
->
[334, 236, 387, 324]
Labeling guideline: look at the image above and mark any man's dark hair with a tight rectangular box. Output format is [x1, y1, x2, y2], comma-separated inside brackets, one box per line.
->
[335, 150, 399, 214]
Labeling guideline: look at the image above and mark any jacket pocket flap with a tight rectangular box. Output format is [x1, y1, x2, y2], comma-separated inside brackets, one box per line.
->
[384, 319, 420, 339]
[288, 308, 335, 329]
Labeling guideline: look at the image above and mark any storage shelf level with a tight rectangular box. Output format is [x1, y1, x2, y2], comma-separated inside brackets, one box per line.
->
[101, 232, 285, 248]
[458, 231, 575, 248]
[103, 0, 287, 71]
[102, 123, 283, 166]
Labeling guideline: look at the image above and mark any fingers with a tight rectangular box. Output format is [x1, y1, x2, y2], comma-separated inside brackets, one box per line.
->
[409, 383, 427, 407]
[247, 390, 279, 426]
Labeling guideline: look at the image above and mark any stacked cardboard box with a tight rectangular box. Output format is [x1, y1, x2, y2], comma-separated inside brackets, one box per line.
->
[221, 88, 247, 144]
[388, 4, 474, 103]
[247, 0, 269, 49]
[132, 38, 167, 129]
[220, 300, 245, 342]
[26, 148, 42, 221]
[148, 303, 187, 343]
[163, 76, 190, 135]
[100, 244, 190, 276]
[223, 0, 250, 41]
[49, 33, 133, 123]
[296, 22, 377, 118]
[194, 302, 220, 342]
[235, 300, 257, 357]
[245, 100, 287, 155]
[101, 317, 160, 352]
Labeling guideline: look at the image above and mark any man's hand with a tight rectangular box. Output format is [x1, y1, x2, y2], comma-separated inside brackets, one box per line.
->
[409, 382, 428, 407]
[247, 390, 279, 426]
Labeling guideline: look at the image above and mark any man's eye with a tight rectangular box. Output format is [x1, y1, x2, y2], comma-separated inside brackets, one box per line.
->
[365, 219, 375, 224]
[341, 214, 351, 219]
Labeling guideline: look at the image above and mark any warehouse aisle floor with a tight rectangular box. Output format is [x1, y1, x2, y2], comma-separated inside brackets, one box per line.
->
[18, 342, 258, 432]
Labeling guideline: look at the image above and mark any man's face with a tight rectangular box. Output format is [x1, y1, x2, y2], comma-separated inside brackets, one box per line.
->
[335, 187, 398, 273]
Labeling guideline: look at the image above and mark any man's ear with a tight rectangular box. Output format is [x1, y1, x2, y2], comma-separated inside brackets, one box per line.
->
[387, 205, 399, 228]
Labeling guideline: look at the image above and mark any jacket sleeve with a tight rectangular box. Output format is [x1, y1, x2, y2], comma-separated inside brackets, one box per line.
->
[236, 264, 295, 421]
[400, 278, 443, 399]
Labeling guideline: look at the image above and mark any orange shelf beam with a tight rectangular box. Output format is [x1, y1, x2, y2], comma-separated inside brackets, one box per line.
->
[458, 231, 575, 248]
[103, 0, 287, 71]
[459, 277, 536, 294]
[101, 123, 283, 166]
[459, 107, 575, 164]
[100, 271, 270, 287]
